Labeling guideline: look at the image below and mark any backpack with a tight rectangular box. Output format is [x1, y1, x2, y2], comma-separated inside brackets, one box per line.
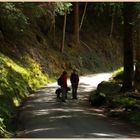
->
[57, 76, 63, 86]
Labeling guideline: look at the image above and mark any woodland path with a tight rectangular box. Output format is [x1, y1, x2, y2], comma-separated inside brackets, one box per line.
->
[17, 73, 140, 138]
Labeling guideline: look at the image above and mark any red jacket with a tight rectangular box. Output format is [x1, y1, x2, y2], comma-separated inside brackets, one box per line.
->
[62, 74, 67, 88]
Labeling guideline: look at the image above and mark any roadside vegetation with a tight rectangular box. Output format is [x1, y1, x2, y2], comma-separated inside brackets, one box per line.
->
[0, 53, 49, 137]
[90, 67, 140, 127]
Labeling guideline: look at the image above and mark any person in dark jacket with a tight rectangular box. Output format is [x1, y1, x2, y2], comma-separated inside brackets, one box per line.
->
[70, 69, 79, 99]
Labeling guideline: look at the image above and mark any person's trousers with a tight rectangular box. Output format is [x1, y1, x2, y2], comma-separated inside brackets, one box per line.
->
[72, 84, 78, 99]
[61, 87, 67, 101]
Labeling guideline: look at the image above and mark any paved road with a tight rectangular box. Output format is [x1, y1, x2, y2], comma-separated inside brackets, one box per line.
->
[17, 73, 140, 138]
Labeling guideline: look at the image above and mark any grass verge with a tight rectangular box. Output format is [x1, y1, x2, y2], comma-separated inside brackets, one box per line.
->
[0, 52, 49, 137]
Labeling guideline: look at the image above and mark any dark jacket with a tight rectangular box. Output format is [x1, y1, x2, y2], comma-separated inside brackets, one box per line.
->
[70, 73, 79, 84]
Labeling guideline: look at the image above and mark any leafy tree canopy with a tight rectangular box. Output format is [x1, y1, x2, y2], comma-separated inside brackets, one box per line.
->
[55, 2, 72, 15]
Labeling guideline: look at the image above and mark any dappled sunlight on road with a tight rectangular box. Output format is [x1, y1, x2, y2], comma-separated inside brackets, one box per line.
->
[89, 132, 126, 137]
[48, 72, 112, 88]
[79, 73, 112, 92]
[17, 72, 140, 138]
[80, 73, 112, 86]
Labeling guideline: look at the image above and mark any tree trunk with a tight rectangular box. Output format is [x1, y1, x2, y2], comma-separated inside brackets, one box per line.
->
[80, 2, 87, 30]
[134, 9, 140, 82]
[122, 3, 135, 92]
[53, 8, 56, 47]
[109, 5, 116, 38]
[61, 11, 67, 53]
[73, 2, 79, 47]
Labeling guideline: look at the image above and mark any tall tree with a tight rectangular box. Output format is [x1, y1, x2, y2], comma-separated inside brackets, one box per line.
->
[55, 2, 72, 52]
[61, 10, 67, 52]
[109, 4, 116, 38]
[73, 2, 80, 47]
[122, 3, 135, 92]
[134, 5, 140, 82]
[79, 2, 87, 30]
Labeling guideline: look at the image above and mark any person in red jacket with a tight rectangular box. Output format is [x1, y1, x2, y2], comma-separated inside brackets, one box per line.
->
[61, 71, 68, 102]
[70, 69, 79, 99]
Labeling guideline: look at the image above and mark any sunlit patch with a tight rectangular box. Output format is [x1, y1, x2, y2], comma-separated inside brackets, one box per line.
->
[22, 104, 34, 109]
[79, 73, 112, 87]
[47, 73, 112, 95]
[25, 128, 56, 134]
[90, 132, 126, 137]
[50, 115, 72, 119]
[84, 112, 105, 117]
[31, 109, 50, 116]
[48, 108, 84, 112]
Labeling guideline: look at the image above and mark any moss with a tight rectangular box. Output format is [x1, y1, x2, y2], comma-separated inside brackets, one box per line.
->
[112, 67, 124, 81]
[97, 81, 121, 95]
[112, 96, 136, 108]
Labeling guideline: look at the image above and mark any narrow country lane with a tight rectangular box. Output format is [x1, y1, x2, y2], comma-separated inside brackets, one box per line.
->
[17, 73, 140, 138]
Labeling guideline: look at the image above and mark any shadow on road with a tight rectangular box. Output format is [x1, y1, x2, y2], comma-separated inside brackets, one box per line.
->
[17, 73, 140, 138]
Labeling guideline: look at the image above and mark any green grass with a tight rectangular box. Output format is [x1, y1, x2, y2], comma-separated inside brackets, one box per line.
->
[0, 52, 49, 137]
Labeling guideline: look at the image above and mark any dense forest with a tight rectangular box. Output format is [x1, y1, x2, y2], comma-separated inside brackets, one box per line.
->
[0, 2, 140, 137]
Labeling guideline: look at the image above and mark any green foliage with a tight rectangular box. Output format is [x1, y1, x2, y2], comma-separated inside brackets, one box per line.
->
[0, 52, 49, 137]
[112, 65, 136, 81]
[89, 81, 121, 106]
[112, 67, 123, 81]
[96, 79, 136, 108]
[134, 2, 140, 10]
[112, 96, 136, 108]
[0, 3, 28, 37]
[0, 94, 15, 137]
[55, 2, 72, 15]
[0, 117, 12, 137]
[89, 3, 123, 17]
[93, 3, 108, 15]
[95, 74, 140, 127]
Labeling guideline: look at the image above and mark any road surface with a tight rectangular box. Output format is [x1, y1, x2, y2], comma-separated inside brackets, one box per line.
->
[17, 73, 140, 138]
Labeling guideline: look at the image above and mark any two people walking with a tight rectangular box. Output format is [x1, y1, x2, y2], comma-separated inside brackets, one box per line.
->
[57, 69, 79, 102]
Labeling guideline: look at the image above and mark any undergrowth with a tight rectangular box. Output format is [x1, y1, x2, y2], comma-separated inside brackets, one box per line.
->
[0, 52, 49, 137]
[90, 67, 140, 128]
